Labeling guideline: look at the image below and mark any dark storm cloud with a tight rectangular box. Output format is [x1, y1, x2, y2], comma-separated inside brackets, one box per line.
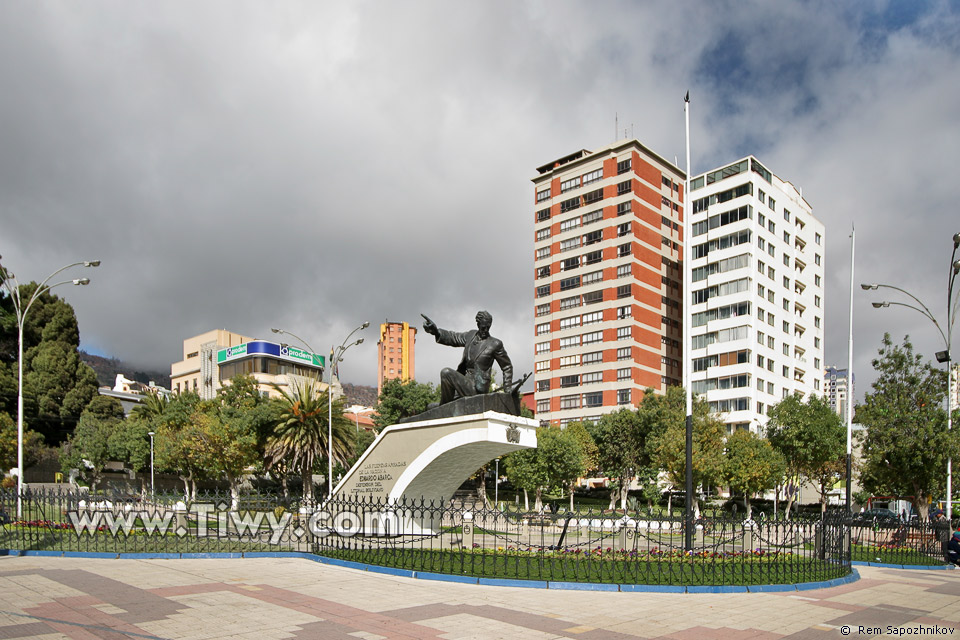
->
[2, 1, 959, 398]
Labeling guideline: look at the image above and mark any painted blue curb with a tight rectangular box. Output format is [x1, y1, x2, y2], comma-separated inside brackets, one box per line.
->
[619, 583, 685, 593]
[852, 560, 951, 570]
[243, 551, 314, 560]
[477, 577, 549, 589]
[416, 571, 478, 584]
[686, 584, 749, 594]
[366, 564, 415, 579]
[747, 583, 798, 593]
[548, 581, 619, 591]
[181, 552, 243, 559]
[17, 550, 66, 557]
[794, 569, 860, 591]
[117, 553, 181, 560]
[316, 557, 370, 572]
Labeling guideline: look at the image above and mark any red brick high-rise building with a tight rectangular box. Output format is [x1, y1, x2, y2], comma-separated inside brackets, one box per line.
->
[532, 139, 685, 426]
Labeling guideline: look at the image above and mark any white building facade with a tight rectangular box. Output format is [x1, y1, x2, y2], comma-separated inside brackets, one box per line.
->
[825, 366, 853, 418]
[688, 157, 825, 433]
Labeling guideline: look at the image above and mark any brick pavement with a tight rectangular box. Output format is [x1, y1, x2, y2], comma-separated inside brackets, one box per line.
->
[0, 556, 956, 639]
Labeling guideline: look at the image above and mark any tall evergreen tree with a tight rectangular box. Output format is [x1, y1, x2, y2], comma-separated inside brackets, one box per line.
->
[0, 283, 97, 443]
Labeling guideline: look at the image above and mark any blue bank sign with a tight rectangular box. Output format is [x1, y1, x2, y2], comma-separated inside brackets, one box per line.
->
[216, 341, 325, 368]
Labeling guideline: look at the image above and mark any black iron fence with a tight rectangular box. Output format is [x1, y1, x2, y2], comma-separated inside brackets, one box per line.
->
[0, 488, 882, 586]
[848, 517, 953, 566]
[4, 489, 948, 583]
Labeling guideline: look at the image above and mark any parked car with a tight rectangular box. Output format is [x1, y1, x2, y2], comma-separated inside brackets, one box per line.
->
[851, 508, 900, 526]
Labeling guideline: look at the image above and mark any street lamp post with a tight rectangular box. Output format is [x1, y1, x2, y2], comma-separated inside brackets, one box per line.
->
[271, 322, 369, 502]
[327, 323, 369, 499]
[862, 232, 960, 522]
[0, 257, 100, 518]
[148, 431, 155, 498]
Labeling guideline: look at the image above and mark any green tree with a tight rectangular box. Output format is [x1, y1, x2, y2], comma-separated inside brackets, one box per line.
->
[593, 409, 647, 510]
[266, 377, 353, 504]
[207, 375, 279, 508]
[564, 421, 599, 475]
[0, 284, 98, 442]
[0, 411, 45, 473]
[84, 395, 125, 422]
[372, 378, 439, 430]
[501, 427, 585, 512]
[155, 426, 207, 501]
[190, 409, 258, 509]
[650, 388, 726, 518]
[149, 392, 206, 500]
[504, 446, 547, 511]
[538, 427, 587, 511]
[722, 429, 785, 519]
[854, 334, 959, 520]
[108, 418, 152, 495]
[766, 393, 846, 516]
[131, 390, 170, 420]
[59, 414, 116, 490]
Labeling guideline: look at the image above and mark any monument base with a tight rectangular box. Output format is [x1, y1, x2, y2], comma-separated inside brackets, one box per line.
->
[398, 392, 523, 423]
[328, 411, 537, 535]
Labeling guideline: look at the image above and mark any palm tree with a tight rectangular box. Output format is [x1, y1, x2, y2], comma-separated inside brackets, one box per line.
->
[266, 377, 354, 505]
[131, 390, 169, 420]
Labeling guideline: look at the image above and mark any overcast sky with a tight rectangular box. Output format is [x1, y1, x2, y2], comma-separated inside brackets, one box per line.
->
[2, 1, 959, 401]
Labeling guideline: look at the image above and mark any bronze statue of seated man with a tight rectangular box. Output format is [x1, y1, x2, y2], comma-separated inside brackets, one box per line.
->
[421, 310, 513, 405]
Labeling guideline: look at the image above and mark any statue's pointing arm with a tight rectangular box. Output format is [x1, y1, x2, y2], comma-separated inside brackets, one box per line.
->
[421, 313, 466, 347]
[421, 314, 439, 337]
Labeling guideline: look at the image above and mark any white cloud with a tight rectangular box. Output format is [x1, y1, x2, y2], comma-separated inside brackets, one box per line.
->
[1, 1, 958, 400]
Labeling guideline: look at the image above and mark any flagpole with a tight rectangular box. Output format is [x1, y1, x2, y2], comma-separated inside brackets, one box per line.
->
[683, 91, 694, 550]
[846, 226, 855, 513]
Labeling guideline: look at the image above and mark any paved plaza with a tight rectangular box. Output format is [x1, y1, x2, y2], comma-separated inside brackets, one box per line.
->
[0, 556, 957, 639]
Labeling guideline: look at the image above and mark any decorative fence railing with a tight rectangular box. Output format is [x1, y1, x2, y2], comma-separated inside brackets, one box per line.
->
[848, 518, 952, 567]
[0, 488, 899, 585]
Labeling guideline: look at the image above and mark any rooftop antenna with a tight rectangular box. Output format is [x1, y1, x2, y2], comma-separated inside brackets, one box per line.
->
[615, 112, 618, 142]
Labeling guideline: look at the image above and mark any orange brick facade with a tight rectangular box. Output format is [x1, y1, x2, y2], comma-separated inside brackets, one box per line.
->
[532, 140, 684, 425]
[377, 321, 417, 397]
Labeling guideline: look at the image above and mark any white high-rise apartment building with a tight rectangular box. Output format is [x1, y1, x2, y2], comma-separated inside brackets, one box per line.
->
[825, 366, 853, 418]
[688, 157, 825, 433]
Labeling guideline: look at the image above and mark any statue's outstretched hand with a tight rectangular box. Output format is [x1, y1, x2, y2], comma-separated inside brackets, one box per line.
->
[421, 313, 438, 336]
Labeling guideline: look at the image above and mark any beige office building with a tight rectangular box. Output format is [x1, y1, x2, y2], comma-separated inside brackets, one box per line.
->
[171, 329, 329, 400]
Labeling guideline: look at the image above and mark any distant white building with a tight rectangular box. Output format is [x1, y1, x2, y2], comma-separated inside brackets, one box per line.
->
[98, 375, 168, 416]
[824, 366, 853, 418]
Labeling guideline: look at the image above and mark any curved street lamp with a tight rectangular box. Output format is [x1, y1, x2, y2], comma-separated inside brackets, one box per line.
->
[861, 232, 960, 521]
[327, 323, 369, 499]
[271, 321, 369, 502]
[0, 257, 101, 517]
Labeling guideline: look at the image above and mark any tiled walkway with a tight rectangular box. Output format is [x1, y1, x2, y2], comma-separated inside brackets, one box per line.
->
[0, 556, 957, 639]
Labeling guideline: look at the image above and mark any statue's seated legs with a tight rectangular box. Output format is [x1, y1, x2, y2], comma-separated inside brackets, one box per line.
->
[440, 367, 479, 404]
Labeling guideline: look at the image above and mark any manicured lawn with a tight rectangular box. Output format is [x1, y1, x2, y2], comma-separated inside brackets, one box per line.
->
[851, 544, 945, 566]
[318, 546, 849, 586]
